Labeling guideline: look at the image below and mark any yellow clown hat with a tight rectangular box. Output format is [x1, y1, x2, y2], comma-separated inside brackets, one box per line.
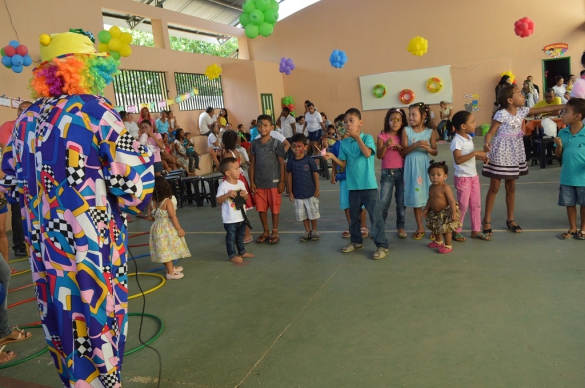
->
[39, 29, 108, 62]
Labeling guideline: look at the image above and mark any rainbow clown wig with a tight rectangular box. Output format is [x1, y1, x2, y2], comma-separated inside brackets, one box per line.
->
[30, 29, 119, 98]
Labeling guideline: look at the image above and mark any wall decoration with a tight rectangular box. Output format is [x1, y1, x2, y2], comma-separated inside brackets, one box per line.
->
[281, 95, 295, 115]
[543, 43, 568, 58]
[205, 64, 222, 80]
[426, 77, 443, 93]
[279, 57, 295, 75]
[97, 26, 133, 59]
[1, 40, 33, 73]
[240, 0, 279, 39]
[407, 36, 428, 57]
[329, 49, 348, 68]
[463, 93, 480, 111]
[372, 84, 387, 98]
[399, 89, 415, 104]
[514, 17, 535, 38]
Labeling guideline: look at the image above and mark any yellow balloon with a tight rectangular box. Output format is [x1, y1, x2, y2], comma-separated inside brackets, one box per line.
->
[108, 38, 121, 52]
[205, 64, 222, 79]
[39, 34, 51, 46]
[501, 71, 515, 84]
[407, 36, 428, 57]
[119, 44, 132, 57]
[97, 43, 110, 53]
[120, 32, 133, 45]
[109, 26, 122, 38]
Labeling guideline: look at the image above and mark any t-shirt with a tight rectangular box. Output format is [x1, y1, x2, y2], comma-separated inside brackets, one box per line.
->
[216, 180, 246, 224]
[304, 111, 323, 133]
[208, 133, 219, 149]
[450, 133, 478, 177]
[251, 137, 285, 188]
[141, 132, 162, 163]
[0, 119, 16, 146]
[255, 131, 287, 143]
[250, 126, 258, 140]
[377, 132, 404, 169]
[557, 125, 585, 186]
[532, 97, 562, 116]
[280, 115, 296, 138]
[156, 119, 170, 135]
[124, 121, 140, 139]
[286, 155, 318, 199]
[553, 84, 567, 99]
[338, 133, 377, 190]
[199, 112, 213, 135]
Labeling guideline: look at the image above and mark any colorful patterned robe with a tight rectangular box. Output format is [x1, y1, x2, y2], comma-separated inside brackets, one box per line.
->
[0, 94, 154, 388]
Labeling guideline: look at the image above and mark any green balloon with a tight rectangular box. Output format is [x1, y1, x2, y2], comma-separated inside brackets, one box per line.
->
[270, 0, 279, 11]
[110, 50, 121, 60]
[245, 24, 259, 39]
[98, 30, 111, 44]
[0, 48, 4, 56]
[256, 0, 271, 11]
[264, 9, 278, 24]
[242, 0, 257, 13]
[249, 9, 264, 25]
[239, 12, 250, 27]
[258, 22, 274, 37]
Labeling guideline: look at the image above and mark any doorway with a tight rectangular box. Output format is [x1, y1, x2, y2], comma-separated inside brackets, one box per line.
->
[260, 93, 275, 123]
[542, 57, 571, 91]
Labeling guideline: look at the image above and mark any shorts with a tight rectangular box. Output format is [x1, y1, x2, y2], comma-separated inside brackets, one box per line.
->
[426, 205, 462, 235]
[308, 131, 320, 142]
[294, 197, 320, 221]
[154, 161, 163, 173]
[0, 203, 7, 214]
[558, 184, 585, 206]
[255, 187, 282, 213]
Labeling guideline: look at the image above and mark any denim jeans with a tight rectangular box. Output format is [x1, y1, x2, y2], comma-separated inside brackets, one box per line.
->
[224, 221, 247, 259]
[349, 189, 388, 248]
[0, 254, 11, 338]
[380, 168, 406, 229]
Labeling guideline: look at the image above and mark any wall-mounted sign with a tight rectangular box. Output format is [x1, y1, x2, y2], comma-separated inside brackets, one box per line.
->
[543, 43, 568, 58]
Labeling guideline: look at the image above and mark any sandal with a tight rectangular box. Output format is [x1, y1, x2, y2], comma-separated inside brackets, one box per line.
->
[0, 345, 16, 364]
[471, 232, 491, 241]
[428, 241, 444, 249]
[559, 230, 577, 240]
[244, 236, 253, 244]
[452, 233, 466, 242]
[269, 229, 280, 244]
[411, 231, 425, 240]
[506, 220, 522, 233]
[360, 227, 369, 238]
[482, 220, 492, 236]
[577, 230, 585, 240]
[341, 229, 350, 238]
[438, 245, 453, 254]
[0, 327, 32, 346]
[430, 233, 437, 241]
[397, 230, 407, 238]
[256, 233, 269, 243]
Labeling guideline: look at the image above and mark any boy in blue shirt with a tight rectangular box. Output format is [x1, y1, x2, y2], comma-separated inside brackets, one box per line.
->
[554, 98, 585, 240]
[326, 108, 389, 259]
[286, 133, 321, 241]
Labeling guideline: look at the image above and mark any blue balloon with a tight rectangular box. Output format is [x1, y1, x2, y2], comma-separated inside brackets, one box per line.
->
[11, 65, 23, 73]
[22, 54, 32, 66]
[8, 40, 19, 48]
[329, 49, 348, 69]
[11, 54, 23, 66]
[1, 56, 11, 67]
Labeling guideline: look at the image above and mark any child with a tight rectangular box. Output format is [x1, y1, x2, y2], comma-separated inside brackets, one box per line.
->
[423, 161, 461, 254]
[377, 107, 406, 238]
[216, 157, 255, 262]
[150, 176, 191, 279]
[250, 115, 286, 244]
[328, 114, 369, 238]
[450, 111, 490, 242]
[326, 108, 389, 260]
[322, 124, 338, 151]
[287, 133, 321, 241]
[438, 101, 453, 141]
[482, 84, 564, 235]
[402, 102, 438, 240]
[554, 98, 585, 240]
[297, 115, 307, 136]
[184, 132, 200, 172]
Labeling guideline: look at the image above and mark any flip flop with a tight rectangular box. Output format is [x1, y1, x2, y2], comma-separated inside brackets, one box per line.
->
[256, 233, 269, 243]
[0, 327, 32, 346]
[0, 346, 16, 364]
[397, 231, 407, 238]
[411, 231, 425, 240]
[243, 236, 253, 244]
[452, 233, 466, 242]
[472, 232, 491, 241]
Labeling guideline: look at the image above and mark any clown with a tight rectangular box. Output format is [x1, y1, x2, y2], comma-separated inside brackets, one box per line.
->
[0, 29, 154, 387]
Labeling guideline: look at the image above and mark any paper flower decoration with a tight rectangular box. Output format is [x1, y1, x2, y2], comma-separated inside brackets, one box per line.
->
[97, 26, 133, 59]
[329, 50, 348, 69]
[514, 17, 535, 38]
[279, 57, 295, 75]
[205, 63, 222, 80]
[407, 36, 428, 57]
[240, 0, 279, 39]
[1, 40, 32, 73]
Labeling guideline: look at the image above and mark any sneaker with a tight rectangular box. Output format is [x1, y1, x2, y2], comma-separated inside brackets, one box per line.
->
[299, 232, 312, 242]
[310, 231, 320, 240]
[166, 271, 184, 280]
[341, 242, 364, 253]
[372, 247, 389, 260]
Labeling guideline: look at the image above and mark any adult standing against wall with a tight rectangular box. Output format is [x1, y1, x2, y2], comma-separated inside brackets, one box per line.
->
[303, 103, 326, 155]
[199, 107, 215, 136]
[527, 76, 540, 101]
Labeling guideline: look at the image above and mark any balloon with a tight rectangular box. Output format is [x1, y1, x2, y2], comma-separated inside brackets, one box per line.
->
[501, 71, 515, 84]
[3, 45, 15, 57]
[120, 32, 133, 45]
[245, 24, 259, 39]
[256, 0, 272, 11]
[11, 65, 23, 73]
[242, 0, 257, 13]
[239, 12, 251, 27]
[98, 43, 110, 53]
[205, 63, 222, 80]
[8, 40, 19, 48]
[270, 0, 279, 10]
[22, 54, 32, 66]
[119, 45, 132, 57]
[249, 9, 265, 25]
[15, 45, 28, 56]
[329, 49, 348, 68]
[541, 118, 557, 137]
[259, 22, 274, 37]
[1, 56, 11, 67]
[407, 36, 428, 56]
[279, 57, 295, 74]
[11, 54, 23, 66]
[98, 30, 111, 44]
[108, 38, 121, 51]
[0, 47, 4, 56]
[514, 17, 534, 38]
[109, 26, 122, 38]
[110, 51, 121, 60]
[39, 34, 51, 46]
[263, 9, 278, 23]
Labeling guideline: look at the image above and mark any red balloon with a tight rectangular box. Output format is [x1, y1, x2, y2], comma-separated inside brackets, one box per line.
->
[15, 45, 28, 56]
[514, 16, 534, 38]
[3, 45, 15, 56]
[289, 104, 295, 111]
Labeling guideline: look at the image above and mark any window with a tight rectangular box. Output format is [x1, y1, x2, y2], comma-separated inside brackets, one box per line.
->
[174, 72, 224, 111]
[113, 70, 168, 112]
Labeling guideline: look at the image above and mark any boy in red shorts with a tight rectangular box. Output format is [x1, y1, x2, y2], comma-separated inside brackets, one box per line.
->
[250, 115, 286, 243]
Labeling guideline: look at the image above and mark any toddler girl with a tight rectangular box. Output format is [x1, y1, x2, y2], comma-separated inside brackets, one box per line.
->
[402, 102, 438, 240]
[423, 161, 461, 254]
[482, 84, 564, 235]
[377, 107, 406, 238]
[150, 176, 191, 280]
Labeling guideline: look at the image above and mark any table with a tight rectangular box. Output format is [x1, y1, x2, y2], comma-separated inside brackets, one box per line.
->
[523, 117, 565, 135]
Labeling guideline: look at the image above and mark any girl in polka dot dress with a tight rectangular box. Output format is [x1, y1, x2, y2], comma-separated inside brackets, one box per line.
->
[482, 84, 563, 235]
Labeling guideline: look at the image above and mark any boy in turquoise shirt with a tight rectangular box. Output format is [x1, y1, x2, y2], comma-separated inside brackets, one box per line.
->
[554, 98, 585, 240]
[326, 108, 389, 260]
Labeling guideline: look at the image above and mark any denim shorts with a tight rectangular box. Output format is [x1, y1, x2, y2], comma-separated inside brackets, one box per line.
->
[558, 184, 585, 206]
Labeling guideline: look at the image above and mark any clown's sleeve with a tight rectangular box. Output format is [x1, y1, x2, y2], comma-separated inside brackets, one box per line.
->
[98, 108, 155, 215]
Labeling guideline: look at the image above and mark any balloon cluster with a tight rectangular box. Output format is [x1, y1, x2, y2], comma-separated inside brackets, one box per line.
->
[1, 41, 32, 73]
[240, 0, 279, 39]
[407, 36, 428, 57]
[97, 26, 133, 60]
[279, 57, 295, 75]
[329, 50, 348, 69]
[205, 63, 222, 80]
[514, 17, 535, 38]
[281, 96, 295, 116]
[501, 70, 515, 84]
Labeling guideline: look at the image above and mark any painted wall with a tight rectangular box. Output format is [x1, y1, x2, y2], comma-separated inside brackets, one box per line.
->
[248, 0, 585, 133]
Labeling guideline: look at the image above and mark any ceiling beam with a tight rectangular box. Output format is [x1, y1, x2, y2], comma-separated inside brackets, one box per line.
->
[205, 0, 242, 12]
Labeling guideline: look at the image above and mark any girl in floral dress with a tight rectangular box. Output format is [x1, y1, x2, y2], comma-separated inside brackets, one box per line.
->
[402, 102, 438, 240]
[150, 176, 191, 280]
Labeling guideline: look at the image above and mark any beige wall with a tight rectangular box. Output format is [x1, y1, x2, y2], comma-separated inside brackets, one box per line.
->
[248, 0, 585, 133]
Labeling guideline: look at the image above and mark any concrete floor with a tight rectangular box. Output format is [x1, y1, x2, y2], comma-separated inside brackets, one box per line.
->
[3, 142, 585, 388]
